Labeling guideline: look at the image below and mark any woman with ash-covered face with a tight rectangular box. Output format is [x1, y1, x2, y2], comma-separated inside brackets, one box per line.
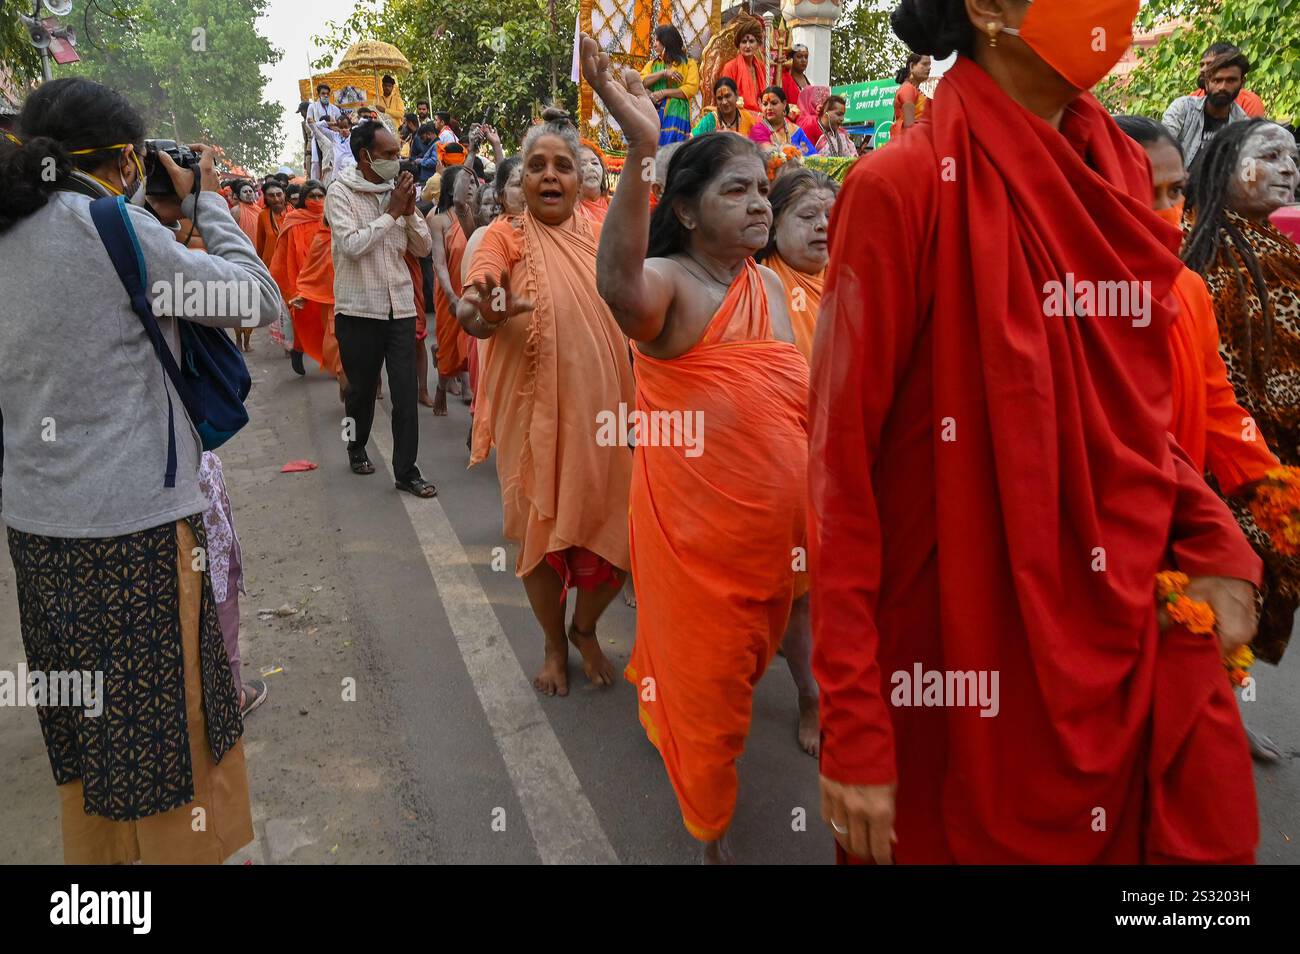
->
[1183, 119, 1300, 698]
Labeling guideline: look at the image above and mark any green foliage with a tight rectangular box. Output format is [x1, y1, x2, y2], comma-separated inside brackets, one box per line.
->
[829, 0, 907, 87]
[2, 3, 43, 87]
[51, 0, 284, 171]
[1096, 0, 1300, 125]
[311, 0, 577, 151]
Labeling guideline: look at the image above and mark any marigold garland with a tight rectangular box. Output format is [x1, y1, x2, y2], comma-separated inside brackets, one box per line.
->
[1154, 571, 1255, 687]
[1248, 465, 1300, 556]
[764, 144, 803, 182]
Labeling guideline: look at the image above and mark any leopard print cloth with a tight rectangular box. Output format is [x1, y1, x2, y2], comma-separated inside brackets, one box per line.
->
[1200, 210, 1300, 664]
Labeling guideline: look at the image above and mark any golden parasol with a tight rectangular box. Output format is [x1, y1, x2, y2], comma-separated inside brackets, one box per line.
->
[337, 40, 412, 132]
[337, 39, 412, 75]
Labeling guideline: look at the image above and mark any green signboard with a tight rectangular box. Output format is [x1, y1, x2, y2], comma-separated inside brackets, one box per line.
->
[831, 78, 899, 144]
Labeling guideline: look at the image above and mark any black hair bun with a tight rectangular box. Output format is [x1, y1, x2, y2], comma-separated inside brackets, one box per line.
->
[541, 105, 571, 124]
[891, 0, 964, 59]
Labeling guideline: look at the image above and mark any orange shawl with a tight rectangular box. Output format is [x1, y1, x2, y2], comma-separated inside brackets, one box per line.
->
[580, 196, 610, 225]
[767, 254, 824, 363]
[268, 206, 324, 305]
[255, 206, 284, 266]
[720, 53, 767, 114]
[233, 201, 260, 245]
[294, 223, 338, 375]
[627, 258, 808, 840]
[434, 217, 469, 376]
[1167, 266, 1276, 493]
[467, 210, 634, 577]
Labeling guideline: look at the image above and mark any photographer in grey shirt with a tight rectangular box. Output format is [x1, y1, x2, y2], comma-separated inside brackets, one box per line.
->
[0, 78, 278, 864]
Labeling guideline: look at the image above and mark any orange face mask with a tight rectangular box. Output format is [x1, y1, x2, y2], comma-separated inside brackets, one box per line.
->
[1003, 0, 1140, 92]
[1154, 197, 1185, 227]
[305, 198, 325, 214]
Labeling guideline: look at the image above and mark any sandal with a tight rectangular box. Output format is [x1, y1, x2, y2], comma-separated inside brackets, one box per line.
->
[240, 678, 269, 717]
[395, 476, 437, 498]
[349, 455, 376, 476]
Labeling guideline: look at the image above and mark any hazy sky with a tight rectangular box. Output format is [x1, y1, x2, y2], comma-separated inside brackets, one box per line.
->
[258, 0, 371, 168]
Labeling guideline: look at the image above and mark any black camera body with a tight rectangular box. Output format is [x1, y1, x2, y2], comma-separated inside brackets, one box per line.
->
[143, 139, 200, 197]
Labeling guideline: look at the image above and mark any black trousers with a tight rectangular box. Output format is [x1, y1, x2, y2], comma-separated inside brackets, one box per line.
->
[334, 313, 422, 483]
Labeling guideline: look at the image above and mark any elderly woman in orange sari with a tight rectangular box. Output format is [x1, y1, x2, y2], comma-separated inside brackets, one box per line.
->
[754, 167, 837, 758]
[457, 108, 634, 699]
[581, 36, 808, 862]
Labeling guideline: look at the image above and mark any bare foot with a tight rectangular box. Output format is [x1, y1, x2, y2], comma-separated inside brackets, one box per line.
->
[446, 376, 462, 396]
[460, 372, 472, 404]
[432, 385, 448, 416]
[622, 578, 637, 608]
[568, 622, 615, 686]
[797, 694, 820, 758]
[533, 646, 569, 697]
[418, 389, 436, 408]
[701, 832, 735, 865]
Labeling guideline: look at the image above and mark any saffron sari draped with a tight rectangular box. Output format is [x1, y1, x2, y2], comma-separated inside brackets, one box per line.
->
[766, 254, 824, 363]
[628, 259, 808, 841]
[812, 58, 1260, 864]
[268, 205, 327, 361]
[232, 201, 260, 245]
[434, 217, 469, 377]
[467, 210, 634, 577]
[295, 223, 340, 375]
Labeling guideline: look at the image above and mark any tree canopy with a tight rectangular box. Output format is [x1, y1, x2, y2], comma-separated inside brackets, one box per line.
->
[1098, 0, 1300, 124]
[10, 0, 285, 171]
[829, 0, 907, 87]
[312, 0, 578, 152]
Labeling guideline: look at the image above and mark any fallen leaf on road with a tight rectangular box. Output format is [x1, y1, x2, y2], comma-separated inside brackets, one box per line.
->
[274, 604, 296, 617]
[306, 627, 319, 636]
[280, 460, 318, 473]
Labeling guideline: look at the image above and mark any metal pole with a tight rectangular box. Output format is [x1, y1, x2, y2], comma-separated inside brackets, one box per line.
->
[33, 0, 52, 82]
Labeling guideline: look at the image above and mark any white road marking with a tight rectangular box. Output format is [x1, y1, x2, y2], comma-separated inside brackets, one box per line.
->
[369, 415, 620, 865]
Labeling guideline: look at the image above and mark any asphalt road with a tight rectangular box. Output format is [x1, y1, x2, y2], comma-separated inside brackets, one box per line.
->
[0, 337, 1295, 864]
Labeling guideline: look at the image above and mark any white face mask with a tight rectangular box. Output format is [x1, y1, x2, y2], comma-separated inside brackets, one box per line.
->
[366, 150, 400, 182]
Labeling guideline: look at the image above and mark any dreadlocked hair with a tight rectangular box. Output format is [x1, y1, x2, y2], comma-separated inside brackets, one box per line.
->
[1184, 118, 1277, 381]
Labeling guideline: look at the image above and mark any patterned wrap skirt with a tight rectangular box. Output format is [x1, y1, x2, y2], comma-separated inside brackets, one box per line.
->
[7, 515, 244, 822]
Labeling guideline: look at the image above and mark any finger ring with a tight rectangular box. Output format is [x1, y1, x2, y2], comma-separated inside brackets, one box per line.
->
[831, 820, 847, 835]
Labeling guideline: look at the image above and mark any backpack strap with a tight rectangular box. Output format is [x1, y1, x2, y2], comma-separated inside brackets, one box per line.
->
[88, 195, 187, 488]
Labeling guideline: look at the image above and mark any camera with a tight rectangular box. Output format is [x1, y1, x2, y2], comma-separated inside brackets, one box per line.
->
[143, 139, 200, 197]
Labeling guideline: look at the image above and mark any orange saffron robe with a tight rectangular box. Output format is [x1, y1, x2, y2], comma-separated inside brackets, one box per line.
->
[767, 254, 824, 363]
[295, 223, 340, 375]
[434, 217, 469, 377]
[1167, 266, 1277, 492]
[720, 53, 766, 115]
[627, 259, 809, 841]
[580, 196, 610, 225]
[269, 206, 326, 369]
[233, 201, 260, 245]
[254, 206, 284, 266]
[467, 210, 634, 576]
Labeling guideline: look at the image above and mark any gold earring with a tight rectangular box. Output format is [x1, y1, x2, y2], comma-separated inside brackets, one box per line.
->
[986, 22, 1000, 48]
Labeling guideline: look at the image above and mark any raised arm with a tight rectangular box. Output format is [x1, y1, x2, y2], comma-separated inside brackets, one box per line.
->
[580, 32, 675, 340]
[426, 212, 457, 305]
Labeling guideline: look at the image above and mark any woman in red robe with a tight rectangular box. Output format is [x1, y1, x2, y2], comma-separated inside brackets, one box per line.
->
[719, 19, 767, 117]
[812, 0, 1262, 865]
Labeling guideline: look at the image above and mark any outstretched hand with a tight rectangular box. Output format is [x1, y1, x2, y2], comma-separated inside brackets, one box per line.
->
[578, 32, 660, 150]
[467, 269, 533, 325]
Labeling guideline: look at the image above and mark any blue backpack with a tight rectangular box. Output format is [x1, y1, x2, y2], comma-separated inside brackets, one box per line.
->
[89, 195, 252, 487]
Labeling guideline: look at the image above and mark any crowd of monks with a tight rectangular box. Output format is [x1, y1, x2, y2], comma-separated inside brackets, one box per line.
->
[244, 4, 1293, 864]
